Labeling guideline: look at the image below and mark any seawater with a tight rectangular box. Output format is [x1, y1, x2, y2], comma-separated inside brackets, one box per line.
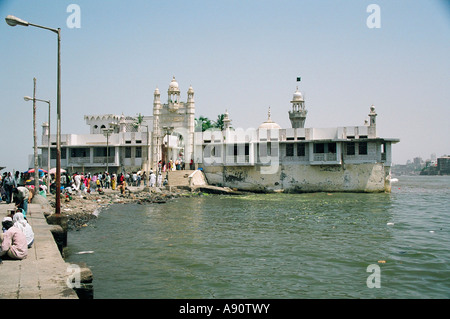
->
[65, 175, 450, 299]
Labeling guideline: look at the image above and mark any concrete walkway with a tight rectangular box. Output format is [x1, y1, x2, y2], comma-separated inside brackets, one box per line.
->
[0, 202, 78, 299]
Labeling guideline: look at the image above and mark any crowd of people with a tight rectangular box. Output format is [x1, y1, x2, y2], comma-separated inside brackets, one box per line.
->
[0, 168, 170, 202]
[0, 172, 34, 217]
[58, 170, 166, 195]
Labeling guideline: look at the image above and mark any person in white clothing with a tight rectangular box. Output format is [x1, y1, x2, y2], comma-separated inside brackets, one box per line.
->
[149, 171, 156, 188]
[13, 212, 34, 248]
[74, 174, 81, 191]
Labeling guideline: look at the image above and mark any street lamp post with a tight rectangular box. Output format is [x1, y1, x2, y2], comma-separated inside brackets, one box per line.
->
[140, 124, 150, 189]
[6, 15, 62, 215]
[162, 126, 174, 185]
[24, 93, 51, 194]
[30, 78, 39, 191]
[102, 128, 114, 175]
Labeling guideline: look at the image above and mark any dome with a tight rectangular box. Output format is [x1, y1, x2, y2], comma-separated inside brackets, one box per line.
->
[258, 108, 281, 130]
[292, 87, 303, 101]
[168, 76, 179, 91]
[187, 85, 194, 94]
[154, 87, 160, 95]
[259, 121, 281, 130]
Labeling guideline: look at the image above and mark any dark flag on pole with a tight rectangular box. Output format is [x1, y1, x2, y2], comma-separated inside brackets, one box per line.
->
[297, 77, 301, 82]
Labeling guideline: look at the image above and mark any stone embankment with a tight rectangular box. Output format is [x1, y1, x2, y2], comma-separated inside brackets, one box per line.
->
[45, 186, 201, 230]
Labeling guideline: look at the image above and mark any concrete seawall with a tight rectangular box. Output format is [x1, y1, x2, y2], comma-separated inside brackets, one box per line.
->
[0, 202, 82, 299]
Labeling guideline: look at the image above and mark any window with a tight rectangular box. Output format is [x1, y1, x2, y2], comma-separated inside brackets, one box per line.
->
[358, 142, 368, 155]
[286, 143, 294, 156]
[71, 148, 90, 158]
[94, 147, 107, 157]
[297, 143, 305, 156]
[259, 143, 268, 157]
[51, 149, 66, 159]
[347, 142, 355, 156]
[231, 144, 249, 156]
[125, 147, 132, 158]
[314, 143, 325, 154]
[328, 143, 336, 154]
[135, 147, 142, 158]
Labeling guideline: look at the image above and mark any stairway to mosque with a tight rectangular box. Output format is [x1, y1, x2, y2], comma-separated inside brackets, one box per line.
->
[166, 170, 197, 187]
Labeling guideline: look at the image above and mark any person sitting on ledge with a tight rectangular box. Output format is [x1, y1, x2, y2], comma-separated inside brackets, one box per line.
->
[0, 217, 28, 263]
[13, 212, 34, 249]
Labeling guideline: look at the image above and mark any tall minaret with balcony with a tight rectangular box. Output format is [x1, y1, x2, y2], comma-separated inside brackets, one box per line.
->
[152, 87, 162, 168]
[289, 87, 308, 128]
[168, 76, 181, 112]
[186, 84, 196, 166]
[368, 104, 377, 138]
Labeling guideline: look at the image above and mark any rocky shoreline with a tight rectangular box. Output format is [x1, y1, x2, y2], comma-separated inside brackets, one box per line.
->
[44, 187, 199, 231]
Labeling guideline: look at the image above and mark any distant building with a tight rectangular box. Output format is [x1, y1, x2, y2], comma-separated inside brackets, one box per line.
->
[40, 114, 153, 175]
[437, 156, 450, 175]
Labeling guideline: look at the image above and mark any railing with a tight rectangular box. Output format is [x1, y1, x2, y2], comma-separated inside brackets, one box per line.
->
[93, 156, 116, 164]
[67, 157, 90, 164]
[313, 153, 337, 162]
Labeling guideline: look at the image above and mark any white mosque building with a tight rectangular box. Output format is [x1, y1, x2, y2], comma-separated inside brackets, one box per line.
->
[194, 86, 400, 193]
[39, 77, 399, 192]
[39, 77, 195, 175]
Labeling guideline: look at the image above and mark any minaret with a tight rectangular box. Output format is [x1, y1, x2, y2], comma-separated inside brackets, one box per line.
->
[119, 114, 126, 133]
[288, 87, 308, 128]
[152, 87, 162, 168]
[223, 110, 231, 130]
[186, 85, 195, 167]
[368, 104, 377, 138]
[168, 76, 180, 111]
[368, 104, 377, 127]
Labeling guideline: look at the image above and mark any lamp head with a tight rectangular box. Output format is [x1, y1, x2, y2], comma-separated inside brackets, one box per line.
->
[5, 15, 29, 27]
[24, 96, 33, 101]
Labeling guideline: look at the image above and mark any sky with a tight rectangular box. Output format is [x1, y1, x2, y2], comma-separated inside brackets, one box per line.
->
[0, 0, 449, 172]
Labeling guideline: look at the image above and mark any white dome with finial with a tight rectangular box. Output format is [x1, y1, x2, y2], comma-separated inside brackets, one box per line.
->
[292, 87, 303, 101]
[168, 76, 179, 91]
[258, 107, 281, 130]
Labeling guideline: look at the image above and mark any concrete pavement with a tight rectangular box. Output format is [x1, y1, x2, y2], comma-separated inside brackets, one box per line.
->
[0, 201, 78, 299]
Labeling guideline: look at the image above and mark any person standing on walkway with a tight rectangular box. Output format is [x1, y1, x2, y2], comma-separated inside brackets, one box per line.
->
[3, 172, 16, 204]
[12, 186, 31, 218]
[1, 217, 28, 262]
